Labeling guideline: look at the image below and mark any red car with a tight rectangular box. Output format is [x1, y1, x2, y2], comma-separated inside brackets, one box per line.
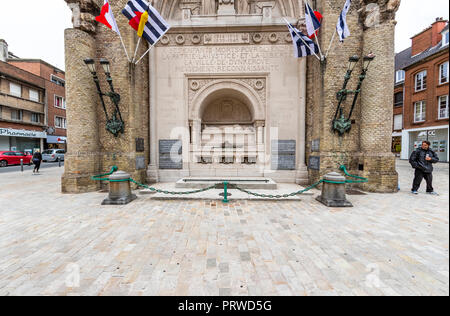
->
[0, 151, 33, 167]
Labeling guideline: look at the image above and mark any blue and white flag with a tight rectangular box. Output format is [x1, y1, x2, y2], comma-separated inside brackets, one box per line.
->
[304, 1, 321, 37]
[337, 0, 351, 42]
[122, 0, 170, 45]
[288, 24, 319, 58]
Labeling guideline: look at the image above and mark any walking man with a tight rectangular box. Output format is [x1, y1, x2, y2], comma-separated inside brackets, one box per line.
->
[32, 150, 42, 174]
[409, 140, 439, 195]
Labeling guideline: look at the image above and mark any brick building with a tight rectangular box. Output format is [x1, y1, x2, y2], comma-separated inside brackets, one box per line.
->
[0, 40, 47, 153]
[393, 18, 449, 162]
[9, 59, 67, 150]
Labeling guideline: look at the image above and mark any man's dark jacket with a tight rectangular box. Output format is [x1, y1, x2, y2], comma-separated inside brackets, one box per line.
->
[409, 147, 439, 173]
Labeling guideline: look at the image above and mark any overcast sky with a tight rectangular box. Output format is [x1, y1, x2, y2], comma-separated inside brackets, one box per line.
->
[0, 0, 448, 70]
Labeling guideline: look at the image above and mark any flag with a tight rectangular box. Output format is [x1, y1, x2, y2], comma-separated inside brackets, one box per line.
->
[304, 1, 321, 37]
[96, 0, 121, 35]
[288, 24, 319, 58]
[337, 0, 351, 42]
[122, 0, 170, 45]
[308, 11, 323, 39]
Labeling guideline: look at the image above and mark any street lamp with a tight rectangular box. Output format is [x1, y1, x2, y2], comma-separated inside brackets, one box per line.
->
[332, 53, 376, 135]
[83, 58, 124, 137]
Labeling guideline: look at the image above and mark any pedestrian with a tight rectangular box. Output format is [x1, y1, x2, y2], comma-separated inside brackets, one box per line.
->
[409, 140, 439, 195]
[32, 150, 42, 174]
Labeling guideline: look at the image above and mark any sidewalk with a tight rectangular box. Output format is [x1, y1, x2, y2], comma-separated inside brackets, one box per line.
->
[0, 160, 448, 296]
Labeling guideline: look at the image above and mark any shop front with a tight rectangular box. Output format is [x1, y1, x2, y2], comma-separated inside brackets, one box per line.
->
[401, 126, 449, 162]
[0, 127, 46, 153]
[45, 135, 67, 150]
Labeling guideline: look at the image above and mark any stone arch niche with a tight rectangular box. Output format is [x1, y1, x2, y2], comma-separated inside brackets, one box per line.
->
[189, 80, 266, 166]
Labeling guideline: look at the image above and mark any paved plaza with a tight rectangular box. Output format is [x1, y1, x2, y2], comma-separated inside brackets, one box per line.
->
[0, 160, 448, 296]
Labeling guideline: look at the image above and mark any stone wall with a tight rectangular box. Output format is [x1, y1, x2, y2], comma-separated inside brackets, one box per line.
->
[306, 0, 400, 192]
[62, 0, 149, 193]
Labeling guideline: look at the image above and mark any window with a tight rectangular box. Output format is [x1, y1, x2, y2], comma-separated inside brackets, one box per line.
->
[439, 61, 449, 84]
[393, 114, 403, 130]
[394, 92, 403, 107]
[395, 70, 405, 83]
[54, 96, 66, 109]
[439, 95, 449, 119]
[415, 70, 427, 91]
[9, 82, 21, 97]
[414, 101, 426, 122]
[55, 116, 67, 129]
[51, 75, 65, 87]
[29, 89, 39, 102]
[31, 113, 40, 123]
[11, 109, 23, 121]
[443, 30, 449, 47]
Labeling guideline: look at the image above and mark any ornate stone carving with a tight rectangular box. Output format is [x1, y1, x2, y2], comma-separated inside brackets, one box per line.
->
[236, 0, 250, 14]
[65, 0, 100, 34]
[358, 0, 401, 28]
[202, 0, 218, 15]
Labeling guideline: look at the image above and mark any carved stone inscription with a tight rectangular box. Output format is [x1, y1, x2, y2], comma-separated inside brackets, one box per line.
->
[159, 140, 183, 169]
[204, 33, 250, 45]
[271, 140, 296, 170]
[159, 45, 291, 73]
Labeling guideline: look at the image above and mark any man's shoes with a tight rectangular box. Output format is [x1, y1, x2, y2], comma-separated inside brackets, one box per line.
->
[427, 192, 439, 195]
[411, 191, 419, 195]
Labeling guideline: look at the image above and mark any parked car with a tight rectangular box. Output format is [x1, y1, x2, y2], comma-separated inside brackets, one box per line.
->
[0, 151, 33, 167]
[42, 149, 65, 162]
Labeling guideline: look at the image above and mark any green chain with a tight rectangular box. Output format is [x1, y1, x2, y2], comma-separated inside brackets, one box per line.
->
[90, 165, 368, 198]
[91, 165, 118, 181]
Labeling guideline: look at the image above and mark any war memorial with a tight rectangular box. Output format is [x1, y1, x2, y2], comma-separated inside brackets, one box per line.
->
[61, 0, 400, 197]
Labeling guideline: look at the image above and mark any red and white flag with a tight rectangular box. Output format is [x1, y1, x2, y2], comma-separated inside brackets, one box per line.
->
[96, 0, 121, 36]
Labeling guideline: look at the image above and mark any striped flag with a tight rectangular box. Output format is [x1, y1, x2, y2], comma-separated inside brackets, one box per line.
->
[337, 0, 351, 42]
[304, 1, 321, 37]
[122, 0, 170, 45]
[288, 24, 319, 58]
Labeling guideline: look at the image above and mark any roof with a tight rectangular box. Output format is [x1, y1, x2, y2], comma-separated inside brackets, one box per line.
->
[7, 58, 65, 74]
[395, 40, 449, 71]
[395, 47, 412, 71]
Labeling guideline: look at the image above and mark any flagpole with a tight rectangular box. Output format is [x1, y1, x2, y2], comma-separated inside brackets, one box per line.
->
[118, 33, 131, 62]
[283, 18, 321, 61]
[132, 37, 142, 63]
[305, 0, 324, 61]
[325, 28, 337, 58]
[135, 43, 155, 65]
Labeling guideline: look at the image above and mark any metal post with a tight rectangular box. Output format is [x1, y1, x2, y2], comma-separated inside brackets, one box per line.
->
[222, 181, 229, 203]
[20, 159, 23, 172]
[59, 159, 61, 167]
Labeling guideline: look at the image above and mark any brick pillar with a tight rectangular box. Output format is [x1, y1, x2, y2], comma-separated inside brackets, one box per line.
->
[61, 28, 101, 193]
[359, 12, 399, 192]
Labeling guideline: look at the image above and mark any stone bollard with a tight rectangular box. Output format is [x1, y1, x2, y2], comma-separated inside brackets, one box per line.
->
[102, 171, 137, 205]
[316, 172, 353, 207]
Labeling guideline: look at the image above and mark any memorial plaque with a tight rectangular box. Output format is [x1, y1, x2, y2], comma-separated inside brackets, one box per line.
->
[308, 156, 320, 170]
[135, 156, 146, 170]
[311, 139, 320, 152]
[159, 140, 182, 169]
[271, 140, 296, 170]
[135, 138, 145, 152]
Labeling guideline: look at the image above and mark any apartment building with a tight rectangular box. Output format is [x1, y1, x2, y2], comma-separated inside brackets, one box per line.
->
[393, 18, 449, 162]
[0, 40, 47, 153]
[9, 58, 67, 150]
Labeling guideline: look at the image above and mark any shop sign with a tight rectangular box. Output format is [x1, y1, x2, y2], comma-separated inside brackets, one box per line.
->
[0, 128, 46, 139]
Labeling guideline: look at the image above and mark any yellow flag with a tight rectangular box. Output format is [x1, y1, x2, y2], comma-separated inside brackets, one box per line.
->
[137, 11, 149, 37]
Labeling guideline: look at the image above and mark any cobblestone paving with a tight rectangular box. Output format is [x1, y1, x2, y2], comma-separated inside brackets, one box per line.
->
[0, 160, 448, 296]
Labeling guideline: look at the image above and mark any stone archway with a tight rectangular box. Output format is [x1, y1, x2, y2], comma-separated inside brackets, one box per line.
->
[188, 79, 266, 167]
